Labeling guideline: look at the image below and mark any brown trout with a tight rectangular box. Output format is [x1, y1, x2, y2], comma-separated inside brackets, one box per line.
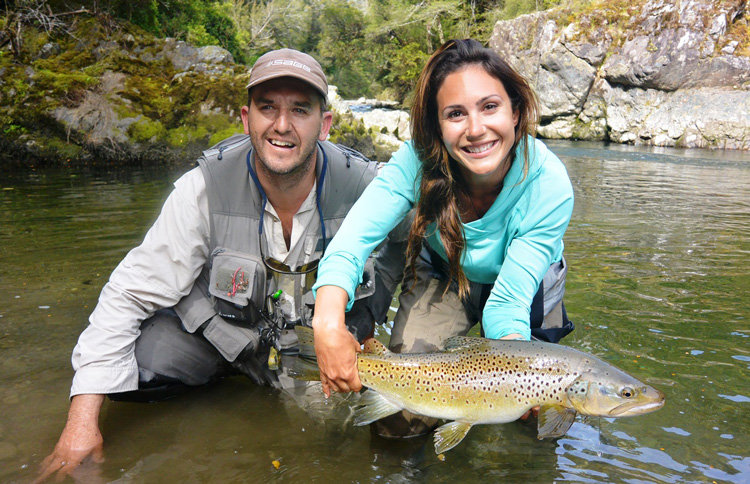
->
[291, 327, 665, 454]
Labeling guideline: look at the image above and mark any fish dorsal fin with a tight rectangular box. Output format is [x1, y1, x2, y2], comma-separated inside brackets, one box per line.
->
[362, 337, 389, 355]
[537, 404, 577, 439]
[434, 421, 473, 454]
[441, 336, 487, 352]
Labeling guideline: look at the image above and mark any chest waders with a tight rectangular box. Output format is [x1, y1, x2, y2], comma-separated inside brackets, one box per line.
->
[174, 134, 380, 363]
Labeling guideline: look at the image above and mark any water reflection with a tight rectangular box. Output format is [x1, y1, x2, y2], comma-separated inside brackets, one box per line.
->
[2, 142, 750, 483]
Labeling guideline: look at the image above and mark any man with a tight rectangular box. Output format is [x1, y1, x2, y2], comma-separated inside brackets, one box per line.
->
[36, 48, 395, 482]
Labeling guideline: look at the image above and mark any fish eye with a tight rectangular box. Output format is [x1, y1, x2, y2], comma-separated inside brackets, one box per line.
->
[621, 387, 635, 398]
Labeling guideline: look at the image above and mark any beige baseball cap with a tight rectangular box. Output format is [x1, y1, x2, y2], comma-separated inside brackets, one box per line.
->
[246, 48, 328, 100]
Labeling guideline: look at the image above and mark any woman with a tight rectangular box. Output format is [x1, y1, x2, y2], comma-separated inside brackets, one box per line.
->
[311, 40, 574, 426]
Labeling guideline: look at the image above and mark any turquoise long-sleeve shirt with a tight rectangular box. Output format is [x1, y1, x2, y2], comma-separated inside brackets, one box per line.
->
[314, 136, 574, 340]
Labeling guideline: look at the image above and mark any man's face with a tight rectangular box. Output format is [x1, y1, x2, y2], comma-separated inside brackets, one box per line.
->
[241, 77, 332, 178]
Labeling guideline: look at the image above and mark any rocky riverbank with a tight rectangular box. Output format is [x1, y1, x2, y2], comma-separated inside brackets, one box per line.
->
[0, 16, 249, 167]
[1, 0, 747, 170]
[490, 0, 749, 150]
[0, 15, 400, 168]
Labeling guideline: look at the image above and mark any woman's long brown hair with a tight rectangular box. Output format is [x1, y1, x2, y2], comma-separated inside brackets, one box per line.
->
[406, 39, 539, 300]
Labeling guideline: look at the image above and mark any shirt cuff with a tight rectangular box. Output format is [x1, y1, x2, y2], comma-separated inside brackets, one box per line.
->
[482, 313, 532, 341]
[313, 253, 364, 311]
[70, 365, 140, 399]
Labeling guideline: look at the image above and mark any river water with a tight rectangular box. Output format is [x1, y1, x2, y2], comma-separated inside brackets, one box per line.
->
[1, 140, 749, 483]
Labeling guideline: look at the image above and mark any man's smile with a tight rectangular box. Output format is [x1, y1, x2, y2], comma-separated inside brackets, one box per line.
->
[269, 139, 296, 148]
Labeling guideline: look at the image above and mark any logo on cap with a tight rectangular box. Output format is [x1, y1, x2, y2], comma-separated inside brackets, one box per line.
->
[267, 59, 312, 73]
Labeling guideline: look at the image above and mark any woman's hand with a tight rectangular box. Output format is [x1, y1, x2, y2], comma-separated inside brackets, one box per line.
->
[312, 285, 362, 397]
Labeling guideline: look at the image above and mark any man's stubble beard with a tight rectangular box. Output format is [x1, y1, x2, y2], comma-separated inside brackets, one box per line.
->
[255, 140, 318, 188]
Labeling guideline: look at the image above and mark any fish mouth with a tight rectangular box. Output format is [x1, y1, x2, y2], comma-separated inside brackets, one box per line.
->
[609, 395, 666, 417]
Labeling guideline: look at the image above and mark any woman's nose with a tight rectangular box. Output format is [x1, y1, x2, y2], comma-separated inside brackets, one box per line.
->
[466, 113, 485, 138]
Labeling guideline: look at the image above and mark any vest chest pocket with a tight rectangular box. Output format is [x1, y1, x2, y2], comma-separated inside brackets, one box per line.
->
[209, 248, 267, 323]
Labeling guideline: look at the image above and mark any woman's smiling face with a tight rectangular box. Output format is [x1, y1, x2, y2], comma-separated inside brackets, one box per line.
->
[437, 64, 519, 189]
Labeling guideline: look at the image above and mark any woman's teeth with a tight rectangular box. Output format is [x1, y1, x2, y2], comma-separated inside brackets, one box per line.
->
[464, 141, 495, 153]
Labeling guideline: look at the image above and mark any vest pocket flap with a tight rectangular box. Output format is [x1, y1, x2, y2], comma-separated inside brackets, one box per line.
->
[209, 248, 266, 307]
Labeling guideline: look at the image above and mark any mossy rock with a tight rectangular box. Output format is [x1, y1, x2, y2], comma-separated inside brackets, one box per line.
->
[0, 11, 251, 168]
[128, 117, 167, 143]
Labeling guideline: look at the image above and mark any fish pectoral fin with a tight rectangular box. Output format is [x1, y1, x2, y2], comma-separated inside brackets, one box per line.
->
[537, 404, 577, 439]
[433, 421, 473, 454]
[352, 390, 402, 426]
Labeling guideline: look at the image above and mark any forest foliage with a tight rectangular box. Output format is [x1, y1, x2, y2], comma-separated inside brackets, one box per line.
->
[0, 0, 595, 166]
[4, 0, 571, 101]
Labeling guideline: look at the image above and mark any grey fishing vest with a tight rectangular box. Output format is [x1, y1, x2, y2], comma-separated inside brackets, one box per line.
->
[174, 134, 379, 361]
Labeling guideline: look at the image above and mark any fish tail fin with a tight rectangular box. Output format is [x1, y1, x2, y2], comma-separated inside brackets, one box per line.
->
[294, 325, 316, 358]
[288, 325, 321, 381]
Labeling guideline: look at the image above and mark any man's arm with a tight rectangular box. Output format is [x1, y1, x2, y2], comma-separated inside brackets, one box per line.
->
[72, 169, 211, 396]
[37, 169, 211, 481]
[34, 395, 105, 483]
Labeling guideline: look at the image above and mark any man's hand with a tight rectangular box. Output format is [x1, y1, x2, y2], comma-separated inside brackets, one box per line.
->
[519, 406, 540, 420]
[312, 285, 362, 397]
[34, 394, 105, 483]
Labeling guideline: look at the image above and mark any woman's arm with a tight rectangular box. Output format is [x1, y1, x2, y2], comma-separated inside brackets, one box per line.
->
[483, 144, 575, 340]
[312, 142, 420, 393]
[313, 141, 420, 306]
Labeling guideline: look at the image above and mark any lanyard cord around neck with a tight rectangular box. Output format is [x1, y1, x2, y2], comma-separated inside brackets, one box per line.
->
[245, 143, 328, 250]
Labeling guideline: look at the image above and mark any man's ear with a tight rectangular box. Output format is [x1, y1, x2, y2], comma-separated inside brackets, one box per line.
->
[241, 105, 251, 135]
[319, 111, 333, 141]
